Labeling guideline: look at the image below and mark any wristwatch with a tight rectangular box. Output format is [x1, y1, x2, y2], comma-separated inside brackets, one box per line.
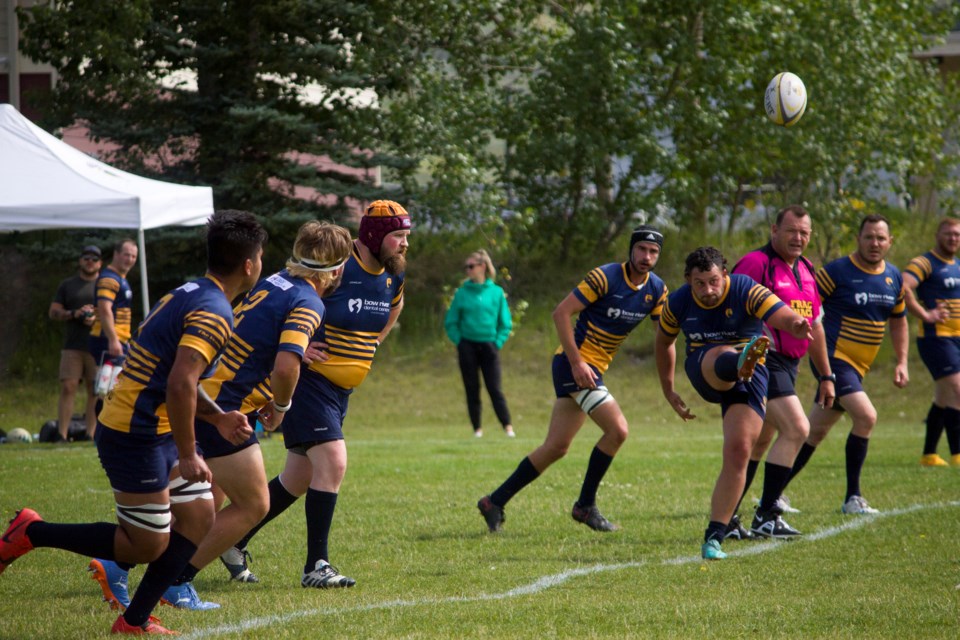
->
[818, 373, 837, 383]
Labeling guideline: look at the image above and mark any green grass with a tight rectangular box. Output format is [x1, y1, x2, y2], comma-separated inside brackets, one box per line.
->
[2, 332, 960, 639]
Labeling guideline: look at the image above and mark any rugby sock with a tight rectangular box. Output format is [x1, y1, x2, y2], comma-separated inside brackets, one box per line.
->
[923, 404, 945, 455]
[714, 352, 740, 382]
[123, 531, 196, 628]
[736, 458, 761, 511]
[490, 457, 540, 507]
[943, 407, 960, 455]
[704, 521, 727, 544]
[758, 462, 792, 512]
[236, 475, 300, 549]
[304, 489, 338, 572]
[174, 562, 200, 585]
[787, 442, 817, 482]
[844, 433, 870, 501]
[25, 521, 117, 559]
[577, 446, 614, 508]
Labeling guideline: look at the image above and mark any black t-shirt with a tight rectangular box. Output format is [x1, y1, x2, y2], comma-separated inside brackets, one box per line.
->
[53, 275, 97, 350]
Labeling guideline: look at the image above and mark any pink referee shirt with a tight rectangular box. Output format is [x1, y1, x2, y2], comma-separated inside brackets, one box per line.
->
[733, 245, 821, 359]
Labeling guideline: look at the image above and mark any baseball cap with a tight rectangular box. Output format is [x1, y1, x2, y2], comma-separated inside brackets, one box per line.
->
[81, 245, 102, 259]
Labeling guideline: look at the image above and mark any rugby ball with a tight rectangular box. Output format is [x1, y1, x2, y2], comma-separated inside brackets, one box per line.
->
[6, 427, 32, 443]
[764, 72, 807, 127]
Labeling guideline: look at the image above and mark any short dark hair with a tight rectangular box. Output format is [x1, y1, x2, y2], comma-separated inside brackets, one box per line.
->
[776, 205, 809, 225]
[858, 213, 891, 235]
[206, 210, 268, 275]
[114, 238, 136, 255]
[684, 246, 726, 277]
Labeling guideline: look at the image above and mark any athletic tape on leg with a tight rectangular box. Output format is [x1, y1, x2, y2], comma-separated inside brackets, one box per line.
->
[169, 475, 214, 503]
[116, 502, 172, 533]
[575, 386, 613, 415]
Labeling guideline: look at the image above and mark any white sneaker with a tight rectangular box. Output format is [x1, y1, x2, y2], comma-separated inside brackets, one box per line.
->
[474, 429, 483, 438]
[301, 559, 356, 589]
[841, 495, 879, 515]
[504, 426, 515, 437]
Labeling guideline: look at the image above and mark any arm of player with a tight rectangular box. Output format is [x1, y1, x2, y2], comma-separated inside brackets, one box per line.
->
[260, 351, 302, 432]
[889, 314, 909, 388]
[552, 292, 597, 390]
[903, 273, 949, 324]
[808, 321, 835, 409]
[654, 326, 694, 421]
[195, 386, 252, 445]
[378, 296, 404, 345]
[98, 299, 123, 356]
[167, 346, 214, 483]
[766, 306, 813, 341]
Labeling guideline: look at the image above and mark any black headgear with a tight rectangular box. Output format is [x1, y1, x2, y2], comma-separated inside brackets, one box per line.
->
[629, 225, 664, 260]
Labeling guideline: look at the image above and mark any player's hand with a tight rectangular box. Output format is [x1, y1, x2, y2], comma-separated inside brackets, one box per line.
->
[893, 364, 909, 389]
[108, 338, 123, 357]
[816, 380, 835, 409]
[260, 403, 285, 432]
[790, 317, 814, 341]
[303, 341, 330, 365]
[178, 452, 213, 484]
[213, 410, 254, 444]
[928, 301, 950, 324]
[665, 391, 695, 421]
[572, 361, 598, 390]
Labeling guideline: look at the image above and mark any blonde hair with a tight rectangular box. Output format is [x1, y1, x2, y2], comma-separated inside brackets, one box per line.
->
[468, 249, 496, 280]
[286, 221, 353, 290]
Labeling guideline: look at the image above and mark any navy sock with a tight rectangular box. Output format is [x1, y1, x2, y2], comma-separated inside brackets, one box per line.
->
[26, 521, 117, 560]
[236, 475, 300, 550]
[124, 531, 197, 628]
[736, 458, 761, 512]
[174, 562, 200, 585]
[845, 433, 870, 501]
[787, 442, 817, 483]
[304, 489, 338, 573]
[923, 404, 945, 455]
[577, 446, 614, 508]
[714, 352, 739, 382]
[759, 462, 792, 512]
[943, 407, 960, 456]
[490, 457, 540, 507]
[704, 521, 727, 544]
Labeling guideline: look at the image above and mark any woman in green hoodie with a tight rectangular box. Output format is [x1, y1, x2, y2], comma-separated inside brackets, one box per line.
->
[445, 249, 515, 438]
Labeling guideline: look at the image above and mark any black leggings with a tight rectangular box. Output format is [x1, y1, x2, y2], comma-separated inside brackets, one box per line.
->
[457, 339, 512, 431]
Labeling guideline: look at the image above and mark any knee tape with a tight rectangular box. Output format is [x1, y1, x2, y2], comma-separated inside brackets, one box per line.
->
[168, 475, 214, 504]
[575, 385, 613, 415]
[116, 502, 172, 533]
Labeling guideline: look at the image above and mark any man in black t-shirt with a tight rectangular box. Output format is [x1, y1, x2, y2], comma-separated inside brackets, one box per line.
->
[49, 245, 101, 440]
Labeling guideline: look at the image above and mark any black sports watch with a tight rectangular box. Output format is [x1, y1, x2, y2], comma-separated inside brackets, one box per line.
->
[818, 373, 837, 383]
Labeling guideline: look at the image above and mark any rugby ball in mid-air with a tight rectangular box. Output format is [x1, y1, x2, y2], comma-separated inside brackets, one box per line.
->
[764, 72, 807, 127]
[6, 427, 32, 443]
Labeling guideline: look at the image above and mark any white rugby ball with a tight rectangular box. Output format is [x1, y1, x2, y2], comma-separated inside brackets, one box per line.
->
[764, 72, 807, 127]
[6, 427, 32, 443]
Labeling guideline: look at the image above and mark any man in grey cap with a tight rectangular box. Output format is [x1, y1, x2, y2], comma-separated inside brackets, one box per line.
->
[49, 245, 101, 440]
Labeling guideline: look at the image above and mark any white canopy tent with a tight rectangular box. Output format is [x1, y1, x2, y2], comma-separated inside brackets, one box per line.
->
[0, 103, 215, 315]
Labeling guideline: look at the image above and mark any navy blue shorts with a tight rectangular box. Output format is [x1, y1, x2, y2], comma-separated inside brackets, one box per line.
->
[95, 425, 177, 494]
[195, 411, 260, 460]
[281, 369, 351, 452]
[685, 346, 769, 419]
[917, 337, 960, 380]
[810, 357, 863, 412]
[552, 353, 604, 398]
[766, 351, 800, 400]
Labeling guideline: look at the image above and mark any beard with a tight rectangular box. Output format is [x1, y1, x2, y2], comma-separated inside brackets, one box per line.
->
[382, 250, 407, 276]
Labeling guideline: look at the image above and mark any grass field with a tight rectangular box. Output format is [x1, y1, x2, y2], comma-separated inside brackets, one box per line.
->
[1, 331, 959, 639]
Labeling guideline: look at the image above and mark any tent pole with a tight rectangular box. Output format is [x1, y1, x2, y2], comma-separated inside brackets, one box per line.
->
[137, 228, 150, 318]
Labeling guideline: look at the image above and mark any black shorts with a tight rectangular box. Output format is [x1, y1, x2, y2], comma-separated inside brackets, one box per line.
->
[766, 351, 800, 400]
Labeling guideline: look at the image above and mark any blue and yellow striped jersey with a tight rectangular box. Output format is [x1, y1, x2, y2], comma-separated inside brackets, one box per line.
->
[99, 276, 233, 436]
[200, 270, 325, 414]
[903, 250, 960, 338]
[557, 263, 667, 373]
[89, 267, 134, 343]
[816, 255, 905, 375]
[659, 274, 784, 354]
[306, 245, 404, 390]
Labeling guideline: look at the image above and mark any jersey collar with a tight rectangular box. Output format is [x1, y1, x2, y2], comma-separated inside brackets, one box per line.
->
[849, 252, 885, 275]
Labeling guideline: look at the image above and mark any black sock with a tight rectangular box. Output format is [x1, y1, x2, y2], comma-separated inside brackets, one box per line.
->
[577, 446, 614, 508]
[943, 407, 960, 456]
[304, 489, 338, 573]
[845, 433, 870, 501]
[923, 404, 945, 455]
[714, 352, 739, 382]
[787, 442, 817, 483]
[235, 475, 300, 550]
[489, 457, 540, 507]
[735, 459, 761, 514]
[174, 562, 200, 586]
[123, 531, 197, 628]
[759, 462, 792, 512]
[704, 521, 727, 544]
[26, 521, 117, 560]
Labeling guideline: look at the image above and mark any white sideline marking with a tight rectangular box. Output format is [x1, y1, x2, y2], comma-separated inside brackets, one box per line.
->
[182, 500, 960, 639]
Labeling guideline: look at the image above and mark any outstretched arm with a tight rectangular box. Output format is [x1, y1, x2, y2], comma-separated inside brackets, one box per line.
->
[654, 326, 694, 421]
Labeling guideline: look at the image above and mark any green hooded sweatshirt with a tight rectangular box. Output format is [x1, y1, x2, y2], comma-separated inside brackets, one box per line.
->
[444, 278, 512, 349]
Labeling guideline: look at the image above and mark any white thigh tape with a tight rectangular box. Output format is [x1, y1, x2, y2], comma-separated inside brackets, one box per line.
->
[168, 476, 214, 504]
[575, 385, 612, 415]
[116, 502, 172, 533]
